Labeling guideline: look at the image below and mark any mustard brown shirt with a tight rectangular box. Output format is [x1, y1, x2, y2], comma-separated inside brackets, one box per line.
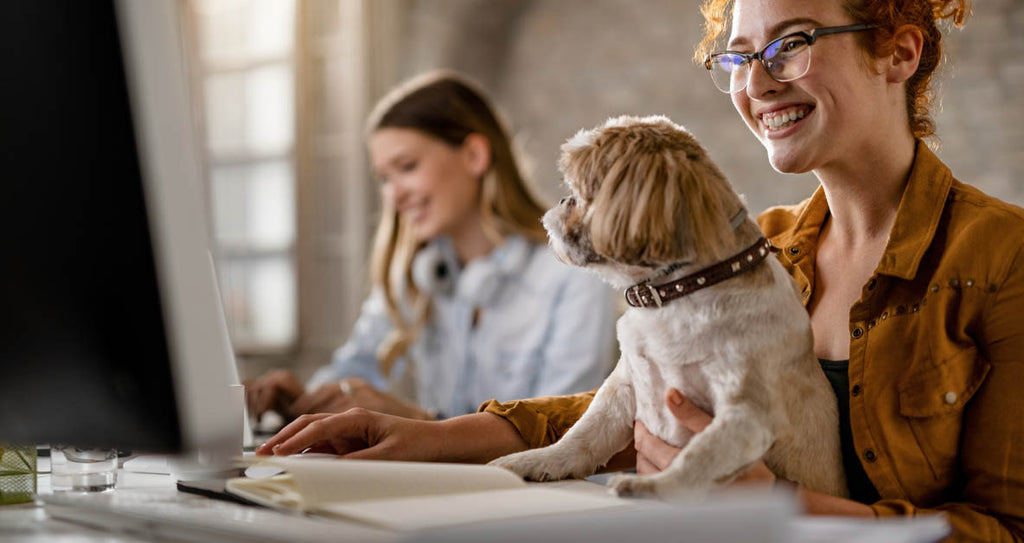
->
[480, 142, 1024, 542]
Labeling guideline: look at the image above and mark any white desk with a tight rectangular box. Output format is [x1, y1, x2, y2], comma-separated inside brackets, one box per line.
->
[0, 459, 948, 543]
[5, 458, 397, 543]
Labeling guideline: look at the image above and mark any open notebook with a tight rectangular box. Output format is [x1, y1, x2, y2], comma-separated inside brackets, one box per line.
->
[227, 457, 633, 531]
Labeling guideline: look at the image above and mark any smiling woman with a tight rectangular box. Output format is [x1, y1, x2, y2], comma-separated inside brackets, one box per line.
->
[245, 70, 617, 424]
[682, 0, 1024, 538]
[253, 3, 1024, 541]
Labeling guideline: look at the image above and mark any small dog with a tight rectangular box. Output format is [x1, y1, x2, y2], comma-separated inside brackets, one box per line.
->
[490, 115, 846, 500]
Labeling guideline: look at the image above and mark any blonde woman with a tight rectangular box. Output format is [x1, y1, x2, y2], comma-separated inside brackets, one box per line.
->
[246, 71, 616, 423]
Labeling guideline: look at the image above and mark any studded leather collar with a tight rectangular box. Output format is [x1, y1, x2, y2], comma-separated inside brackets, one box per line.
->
[624, 237, 773, 308]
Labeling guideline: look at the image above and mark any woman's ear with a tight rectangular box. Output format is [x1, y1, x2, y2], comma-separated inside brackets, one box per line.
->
[460, 133, 492, 179]
[887, 24, 924, 84]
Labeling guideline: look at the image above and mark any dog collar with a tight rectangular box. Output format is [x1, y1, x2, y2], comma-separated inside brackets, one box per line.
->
[624, 237, 773, 308]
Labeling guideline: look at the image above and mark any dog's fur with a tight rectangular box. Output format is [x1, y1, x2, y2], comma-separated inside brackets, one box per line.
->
[489, 115, 846, 500]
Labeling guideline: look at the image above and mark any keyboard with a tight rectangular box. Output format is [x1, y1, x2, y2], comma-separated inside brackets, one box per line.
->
[42, 488, 396, 542]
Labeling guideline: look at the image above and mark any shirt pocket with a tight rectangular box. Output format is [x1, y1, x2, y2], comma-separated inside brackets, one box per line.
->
[897, 346, 991, 482]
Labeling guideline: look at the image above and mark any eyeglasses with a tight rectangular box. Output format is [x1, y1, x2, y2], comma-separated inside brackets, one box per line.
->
[703, 24, 877, 94]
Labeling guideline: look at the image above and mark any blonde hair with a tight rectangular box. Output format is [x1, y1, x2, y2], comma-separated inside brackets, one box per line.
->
[694, 0, 971, 140]
[364, 70, 548, 376]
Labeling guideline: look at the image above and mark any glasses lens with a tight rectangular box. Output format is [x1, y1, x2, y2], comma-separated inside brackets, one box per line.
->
[763, 35, 811, 82]
[709, 53, 747, 93]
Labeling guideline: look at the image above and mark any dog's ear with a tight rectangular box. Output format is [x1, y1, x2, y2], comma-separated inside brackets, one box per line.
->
[562, 116, 743, 265]
[671, 136, 745, 263]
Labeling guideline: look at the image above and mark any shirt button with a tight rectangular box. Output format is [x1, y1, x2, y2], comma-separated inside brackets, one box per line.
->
[864, 449, 877, 463]
[966, 279, 975, 287]
[851, 327, 865, 339]
[851, 384, 862, 397]
[930, 285, 939, 293]
[788, 246, 801, 256]
[944, 391, 957, 404]
[949, 279, 960, 287]
[896, 305, 906, 315]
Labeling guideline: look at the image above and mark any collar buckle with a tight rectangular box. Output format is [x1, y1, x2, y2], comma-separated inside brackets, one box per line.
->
[627, 283, 663, 308]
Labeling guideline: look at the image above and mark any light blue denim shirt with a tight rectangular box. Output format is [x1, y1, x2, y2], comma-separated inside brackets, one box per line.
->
[308, 235, 617, 418]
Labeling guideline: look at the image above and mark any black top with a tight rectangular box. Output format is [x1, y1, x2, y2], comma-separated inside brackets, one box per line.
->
[818, 359, 881, 504]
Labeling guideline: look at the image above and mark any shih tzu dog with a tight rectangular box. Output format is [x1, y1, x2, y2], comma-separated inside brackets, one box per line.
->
[490, 115, 846, 500]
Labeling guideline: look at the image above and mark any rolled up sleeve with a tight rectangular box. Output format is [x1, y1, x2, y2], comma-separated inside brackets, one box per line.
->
[479, 390, 597, 449]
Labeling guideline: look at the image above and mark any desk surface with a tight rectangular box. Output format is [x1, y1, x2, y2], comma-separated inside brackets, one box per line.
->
[0, 458, 948, 543]
[5, 456, 399, 543]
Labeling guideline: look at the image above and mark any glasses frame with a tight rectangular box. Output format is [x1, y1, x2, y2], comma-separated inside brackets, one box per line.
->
[703, 23, 878, 94]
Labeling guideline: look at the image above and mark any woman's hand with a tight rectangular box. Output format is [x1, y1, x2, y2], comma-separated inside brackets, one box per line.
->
[634, 388, 775, 485]
[245, 369, 305, 423]
[288, 377, 434, 421]
[255, 408, 443, 460]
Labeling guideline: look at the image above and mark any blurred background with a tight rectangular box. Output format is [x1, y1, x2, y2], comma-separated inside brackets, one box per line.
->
[180, 0, 1024, 379]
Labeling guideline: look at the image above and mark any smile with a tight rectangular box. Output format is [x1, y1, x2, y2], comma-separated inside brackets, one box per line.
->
[399, 200, 429, 223]
[760, 106, 811, 132]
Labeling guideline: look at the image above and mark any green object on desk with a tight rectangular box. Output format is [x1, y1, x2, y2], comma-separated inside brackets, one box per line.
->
[0, 445, 37, 505]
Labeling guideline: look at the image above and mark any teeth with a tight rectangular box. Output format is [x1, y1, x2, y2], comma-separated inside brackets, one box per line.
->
[762, 107, 807, 131]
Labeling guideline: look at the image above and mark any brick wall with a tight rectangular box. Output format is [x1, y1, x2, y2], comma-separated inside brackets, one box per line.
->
[393, 0, 1024, 214]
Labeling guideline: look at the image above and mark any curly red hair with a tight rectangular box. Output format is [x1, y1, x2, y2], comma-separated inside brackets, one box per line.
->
[694, 0, 972, 140]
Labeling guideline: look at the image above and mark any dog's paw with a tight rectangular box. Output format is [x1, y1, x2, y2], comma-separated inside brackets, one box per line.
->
[608, 473, 659, 498]
[608, 473, 709, 502]
[489, 451, 570, 482]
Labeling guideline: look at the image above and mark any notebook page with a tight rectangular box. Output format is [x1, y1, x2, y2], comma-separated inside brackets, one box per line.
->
[315, 487, 632, 531]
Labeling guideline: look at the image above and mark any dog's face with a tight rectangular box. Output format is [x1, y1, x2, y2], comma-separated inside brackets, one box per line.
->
[543, 115, 745, 287]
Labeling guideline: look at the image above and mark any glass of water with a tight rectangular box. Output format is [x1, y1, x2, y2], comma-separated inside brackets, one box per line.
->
[50, 446, 117, 492]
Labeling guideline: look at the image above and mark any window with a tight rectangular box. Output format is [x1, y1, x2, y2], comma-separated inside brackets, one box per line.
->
[189, 0, 298, 351]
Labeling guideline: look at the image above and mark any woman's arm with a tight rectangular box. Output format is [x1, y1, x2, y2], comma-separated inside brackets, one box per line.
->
[289, 292, 437, 420]
[306, 292, 394, 390]
[257, 409, 528, 463]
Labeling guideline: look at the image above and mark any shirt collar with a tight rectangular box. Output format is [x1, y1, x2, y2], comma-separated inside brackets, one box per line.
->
[877, 142, 953, 279]
[766, 141, 952, 281]
[765, 186, 829, 258]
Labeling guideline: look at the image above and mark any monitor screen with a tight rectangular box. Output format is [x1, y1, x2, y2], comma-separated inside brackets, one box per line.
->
[0, 1, 240, 456]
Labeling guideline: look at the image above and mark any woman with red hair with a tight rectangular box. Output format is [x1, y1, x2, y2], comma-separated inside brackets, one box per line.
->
[259, 1, 1023, 539]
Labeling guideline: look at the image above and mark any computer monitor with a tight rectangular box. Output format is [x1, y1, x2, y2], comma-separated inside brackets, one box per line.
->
[0, 1, 242, 460]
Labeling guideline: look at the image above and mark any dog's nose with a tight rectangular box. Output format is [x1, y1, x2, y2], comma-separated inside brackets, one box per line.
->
[560, 196, 574, 207]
